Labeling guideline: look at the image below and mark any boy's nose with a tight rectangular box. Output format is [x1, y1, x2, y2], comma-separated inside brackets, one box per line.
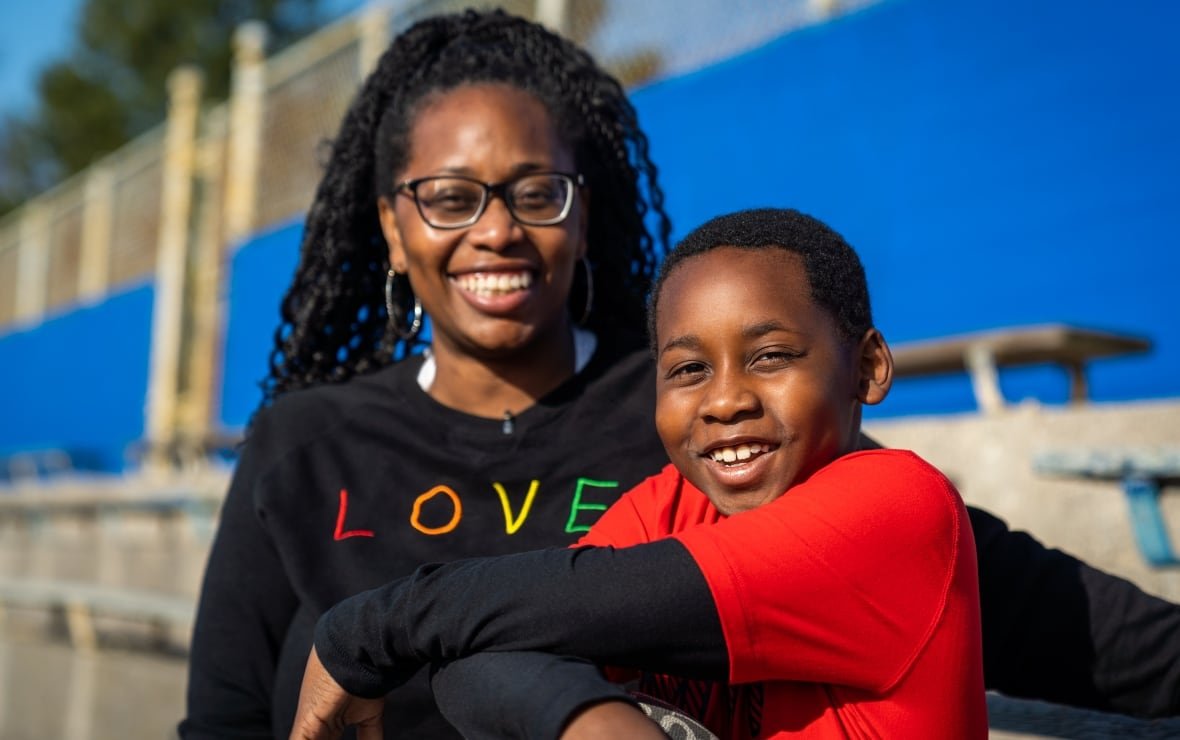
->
[700, 374, 760, 422]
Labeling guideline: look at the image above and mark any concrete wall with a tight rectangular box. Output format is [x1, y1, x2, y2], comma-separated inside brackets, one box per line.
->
[1, 398, 1176, 739]
[866, 398, 1180, 602]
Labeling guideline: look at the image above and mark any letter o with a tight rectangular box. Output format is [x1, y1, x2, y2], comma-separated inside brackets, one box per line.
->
[410, 485, 462, 535]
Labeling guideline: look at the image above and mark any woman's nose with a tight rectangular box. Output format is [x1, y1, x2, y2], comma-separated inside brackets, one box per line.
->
[467, 195, 523, 251]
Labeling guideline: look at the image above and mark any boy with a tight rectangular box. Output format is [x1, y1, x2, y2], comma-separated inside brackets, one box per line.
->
[291, 208, 987, 739]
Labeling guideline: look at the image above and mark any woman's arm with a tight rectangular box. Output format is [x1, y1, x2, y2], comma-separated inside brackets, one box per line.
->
[290, 648, 665, 740]
[432, 652, 653, 739]
[180, 439, 300, 739]
[288, 540, 722, 739]
[970, 507, 1180, 716]
[311, 539, 727, 699]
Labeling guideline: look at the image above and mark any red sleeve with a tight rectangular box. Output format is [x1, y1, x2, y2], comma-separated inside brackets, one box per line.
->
[574, 476, 657, 548]
[673, 449, 969, 693]
[576, 463, 720, 548]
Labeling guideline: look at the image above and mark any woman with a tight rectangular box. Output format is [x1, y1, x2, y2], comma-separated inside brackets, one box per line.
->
[182, 8, 1180, 739]
[181, 10, 671, 739]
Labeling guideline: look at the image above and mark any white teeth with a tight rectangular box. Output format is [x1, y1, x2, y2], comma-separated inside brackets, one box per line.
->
[455, 271, 533, 296]
[710, 443, 769, 464]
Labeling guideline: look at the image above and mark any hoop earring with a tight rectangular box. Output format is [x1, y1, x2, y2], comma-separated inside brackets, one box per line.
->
[575, 256, 594, 327]
[385, 268, 423, 340]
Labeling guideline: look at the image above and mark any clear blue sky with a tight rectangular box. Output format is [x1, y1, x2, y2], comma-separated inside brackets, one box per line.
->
[0, 0, 365, 117]
[0, 0, 80, 113]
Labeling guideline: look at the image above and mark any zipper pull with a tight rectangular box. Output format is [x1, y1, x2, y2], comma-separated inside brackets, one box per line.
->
[502, 410, 514, 435]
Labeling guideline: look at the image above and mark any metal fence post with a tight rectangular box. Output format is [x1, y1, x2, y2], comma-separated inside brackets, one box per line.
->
[77, 166, 115, 304]
[177, 111, 229, 452]
[144, 66, 204, 470]
[223, 21, 268, 247]
[15, 203, 50, 327]
[357, 1, 393, 77]
[535, 0, 571, 35]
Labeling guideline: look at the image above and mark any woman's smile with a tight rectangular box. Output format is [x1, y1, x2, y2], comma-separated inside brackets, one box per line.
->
[451, 270, 535, 298]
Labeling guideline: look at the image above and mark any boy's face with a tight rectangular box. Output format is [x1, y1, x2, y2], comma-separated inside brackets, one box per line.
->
[654, 247, 872, 515]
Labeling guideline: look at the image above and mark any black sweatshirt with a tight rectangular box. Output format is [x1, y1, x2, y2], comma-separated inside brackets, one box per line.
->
[182, 332, 1180, 738]
[181, 333, 668, 738]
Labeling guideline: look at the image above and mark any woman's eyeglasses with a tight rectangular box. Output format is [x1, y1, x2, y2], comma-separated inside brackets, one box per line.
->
[395, 172, 584, 229]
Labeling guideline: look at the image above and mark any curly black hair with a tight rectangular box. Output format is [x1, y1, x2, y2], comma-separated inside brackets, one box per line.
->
[647, 208, 873, 354]
[261, 9, 671, 407]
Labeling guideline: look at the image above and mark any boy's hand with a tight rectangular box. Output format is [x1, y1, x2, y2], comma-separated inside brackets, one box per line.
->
[289, 646, 386, 740]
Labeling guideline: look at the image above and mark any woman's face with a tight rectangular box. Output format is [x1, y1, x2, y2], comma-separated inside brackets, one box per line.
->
[378, 83, 588, 363]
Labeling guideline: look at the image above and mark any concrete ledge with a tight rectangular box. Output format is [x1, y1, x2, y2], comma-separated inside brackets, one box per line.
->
[0, 577, 194, 651]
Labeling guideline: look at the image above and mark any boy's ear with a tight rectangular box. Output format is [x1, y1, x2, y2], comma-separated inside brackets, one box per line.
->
[378, 196, 408, 271]
[855, 328, 893, 406]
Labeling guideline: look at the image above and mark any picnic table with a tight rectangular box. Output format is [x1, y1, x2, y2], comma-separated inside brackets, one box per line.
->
[889, 324, 1151, 413]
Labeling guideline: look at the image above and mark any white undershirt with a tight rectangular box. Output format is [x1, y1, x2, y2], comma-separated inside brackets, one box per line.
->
[416, 327, 598, 392]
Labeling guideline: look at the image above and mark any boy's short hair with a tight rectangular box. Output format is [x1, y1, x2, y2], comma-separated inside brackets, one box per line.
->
[647, 208, 873, 352]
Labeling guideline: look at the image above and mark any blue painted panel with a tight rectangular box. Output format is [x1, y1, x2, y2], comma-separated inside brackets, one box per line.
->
[632, 0, 1180, 416]
[218, 220, 304, 430]
[0, 285, 154, 472]
[8, 0, 1178, 477]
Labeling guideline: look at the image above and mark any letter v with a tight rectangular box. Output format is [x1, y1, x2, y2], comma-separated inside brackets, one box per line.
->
[334, 489, 375, 540]
[493, 480, 540, 535]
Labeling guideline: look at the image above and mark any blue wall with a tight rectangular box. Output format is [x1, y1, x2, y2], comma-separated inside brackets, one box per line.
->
[219, 220, 304, 429]
[630, 0, 1180, 416]
[8, 0, 1175, 470]
[218, 0, 1180, 423]
[0, 284, 154, 473]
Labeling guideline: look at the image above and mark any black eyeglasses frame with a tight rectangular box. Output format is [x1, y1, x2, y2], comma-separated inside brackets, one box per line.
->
[394, 171, 585, 229]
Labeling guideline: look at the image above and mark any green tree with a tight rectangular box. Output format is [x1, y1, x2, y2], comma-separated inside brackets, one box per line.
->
[0, 0, 327, 215]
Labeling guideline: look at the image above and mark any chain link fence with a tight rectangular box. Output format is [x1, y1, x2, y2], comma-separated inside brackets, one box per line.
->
[0, 0, 864, 332]
[0, 219, 18, 326]
[106, 132, 166, 289]
[255, 28, 364, 231]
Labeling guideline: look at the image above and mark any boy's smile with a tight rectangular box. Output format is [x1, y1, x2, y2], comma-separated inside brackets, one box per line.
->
[654, 247, 870, 515]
